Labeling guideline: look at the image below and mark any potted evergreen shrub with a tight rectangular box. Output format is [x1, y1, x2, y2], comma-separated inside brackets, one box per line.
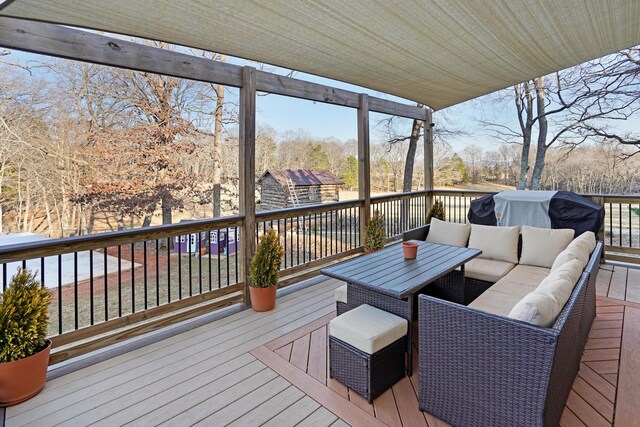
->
[426, 199, 446, 223]
[249, 229, 284, 312]
[364, 210, 386, 253]
[0, 268, 51, 407]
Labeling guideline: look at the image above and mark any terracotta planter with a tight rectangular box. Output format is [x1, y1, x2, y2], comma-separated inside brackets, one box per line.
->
[364, 248, 375, 254]
[402, 241, 419, 259]
[249, 286, 277, 312]
[200, 247, 208, 256]
[0, 340, 51, 407]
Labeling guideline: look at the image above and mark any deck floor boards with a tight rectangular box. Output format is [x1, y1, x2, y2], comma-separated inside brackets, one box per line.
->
[253, 295, 633, 427]
[4, 264, 639, 427]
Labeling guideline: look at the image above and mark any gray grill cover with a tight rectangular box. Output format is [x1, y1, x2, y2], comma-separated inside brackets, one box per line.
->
[493, 190, 557, 228]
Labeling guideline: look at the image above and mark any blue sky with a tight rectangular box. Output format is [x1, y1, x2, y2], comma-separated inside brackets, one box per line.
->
[5, 48, 638, 153]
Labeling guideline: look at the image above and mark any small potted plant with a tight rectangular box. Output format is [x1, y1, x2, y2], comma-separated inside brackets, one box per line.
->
[364, 210, 386, 254]
[426, 199, 446, 223]
[249, 228, 284, 312]
[0, 268, 51, 407]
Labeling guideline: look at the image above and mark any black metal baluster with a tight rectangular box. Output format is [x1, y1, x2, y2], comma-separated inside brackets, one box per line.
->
[226, 227, 230, 287]
[618, 203, 622, 246]
[74, 252, 78, 330]
[2, 263, 6, 292]
[296, 217, 300, 266]
[178, 236, 182, 300]
[197, 234, 202, 294]
[208, 231, 212, 291]
[609, 203, 613, 245]
[143, 242, 148, 310]
[118, 245, 122, 317]
[58, 254, 62, 333]
[131, 243, 135, 313]
[89, 250, 94, 325]
[302, 216, 306, 264]
[319, 213, 323, 259]
[104, 249, 108, 321]
[283, 218, 288, 268]
[155, 240, 160, 307]
[628, 204, 632, 247]
[217, 230, 221, 288]
[167, 237, 172, 303]
[234, 227, 239, 284]
[340, 210, 343, 252]
[40, 257, 45, 294]
[188, 233, 193, 297]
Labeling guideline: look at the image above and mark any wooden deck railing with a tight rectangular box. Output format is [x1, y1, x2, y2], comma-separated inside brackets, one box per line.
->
[2, 190, 636, 363]
[371, 191, 430, 240]
[0, 216, 245, 362]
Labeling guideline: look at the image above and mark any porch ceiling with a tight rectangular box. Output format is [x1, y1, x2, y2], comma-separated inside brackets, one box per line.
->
[1, 1, 639, 110]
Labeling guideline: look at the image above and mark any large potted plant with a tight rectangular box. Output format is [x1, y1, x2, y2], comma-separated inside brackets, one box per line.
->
[364, 210, 386, 253]
[0, 268, 51, 407]
[249, 229, 284, 312]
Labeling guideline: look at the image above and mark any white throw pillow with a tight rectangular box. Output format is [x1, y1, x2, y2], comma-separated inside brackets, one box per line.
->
[535, 259, 583, 308]
[468, 224, 519, 263]
[426, 218, 471, 247]
[508, 292, 559, 327]
[519, 225, 575, 268]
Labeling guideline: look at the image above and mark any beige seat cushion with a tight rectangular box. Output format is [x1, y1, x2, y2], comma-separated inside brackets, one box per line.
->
[464, 258, 516, 283]
[468, 289, 524, 317]
[551, 231, 596, 272]
[468, 224, 519, 263]
[535, 259, 584, 309]
[520, 225, 575, 268]
[426, 218, 471, 247]
[498, 265, 550, 289]
[508, 292, 560, 327]
[489, 265, 551, 300]
[335, 284, 347, 303]
[329, 304, 407, 354]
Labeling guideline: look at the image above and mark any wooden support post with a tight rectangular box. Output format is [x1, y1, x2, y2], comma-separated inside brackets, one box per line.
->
[239, 66, 257, 305]
[358, 94, 371, 242]
[424, 109, 434, 215]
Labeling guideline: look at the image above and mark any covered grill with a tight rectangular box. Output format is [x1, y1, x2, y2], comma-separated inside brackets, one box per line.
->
[468, 190, 604, 235]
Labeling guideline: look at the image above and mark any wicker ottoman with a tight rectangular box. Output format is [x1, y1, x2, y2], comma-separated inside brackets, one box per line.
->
[335, 284, 348, 315]
[329, 304, 407, 402]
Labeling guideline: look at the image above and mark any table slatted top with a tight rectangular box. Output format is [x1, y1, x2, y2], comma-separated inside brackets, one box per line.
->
[321, 241, 481, 298]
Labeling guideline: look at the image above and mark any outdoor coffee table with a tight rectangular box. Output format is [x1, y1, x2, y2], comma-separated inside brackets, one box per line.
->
[321, 240, 481, 373]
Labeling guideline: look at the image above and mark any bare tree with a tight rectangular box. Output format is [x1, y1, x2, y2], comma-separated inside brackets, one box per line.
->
[482, 47, 640, 189]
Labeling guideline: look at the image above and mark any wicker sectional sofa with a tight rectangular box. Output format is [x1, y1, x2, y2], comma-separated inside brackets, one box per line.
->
[403, 221, 602, 427]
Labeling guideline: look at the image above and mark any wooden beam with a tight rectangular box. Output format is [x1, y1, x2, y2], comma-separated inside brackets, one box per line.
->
[239, 66, 257, 306]
[358, 94, 371, 237]
[0, 17, 425, 120]
[424, 109, 434, 213]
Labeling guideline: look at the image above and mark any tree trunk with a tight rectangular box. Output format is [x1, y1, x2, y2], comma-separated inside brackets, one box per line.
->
[402, 110, 424, 192]
[516, 82, 533, 190]
[161, 194, 172, 225]
[212, 55, 226, 218]
[142, 213, 153, 227]
[530, 77, 548, 190]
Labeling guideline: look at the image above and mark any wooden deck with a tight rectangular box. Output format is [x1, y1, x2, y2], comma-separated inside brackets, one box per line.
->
[596, 264, 640, 304]
[3, 264, 639, 426]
